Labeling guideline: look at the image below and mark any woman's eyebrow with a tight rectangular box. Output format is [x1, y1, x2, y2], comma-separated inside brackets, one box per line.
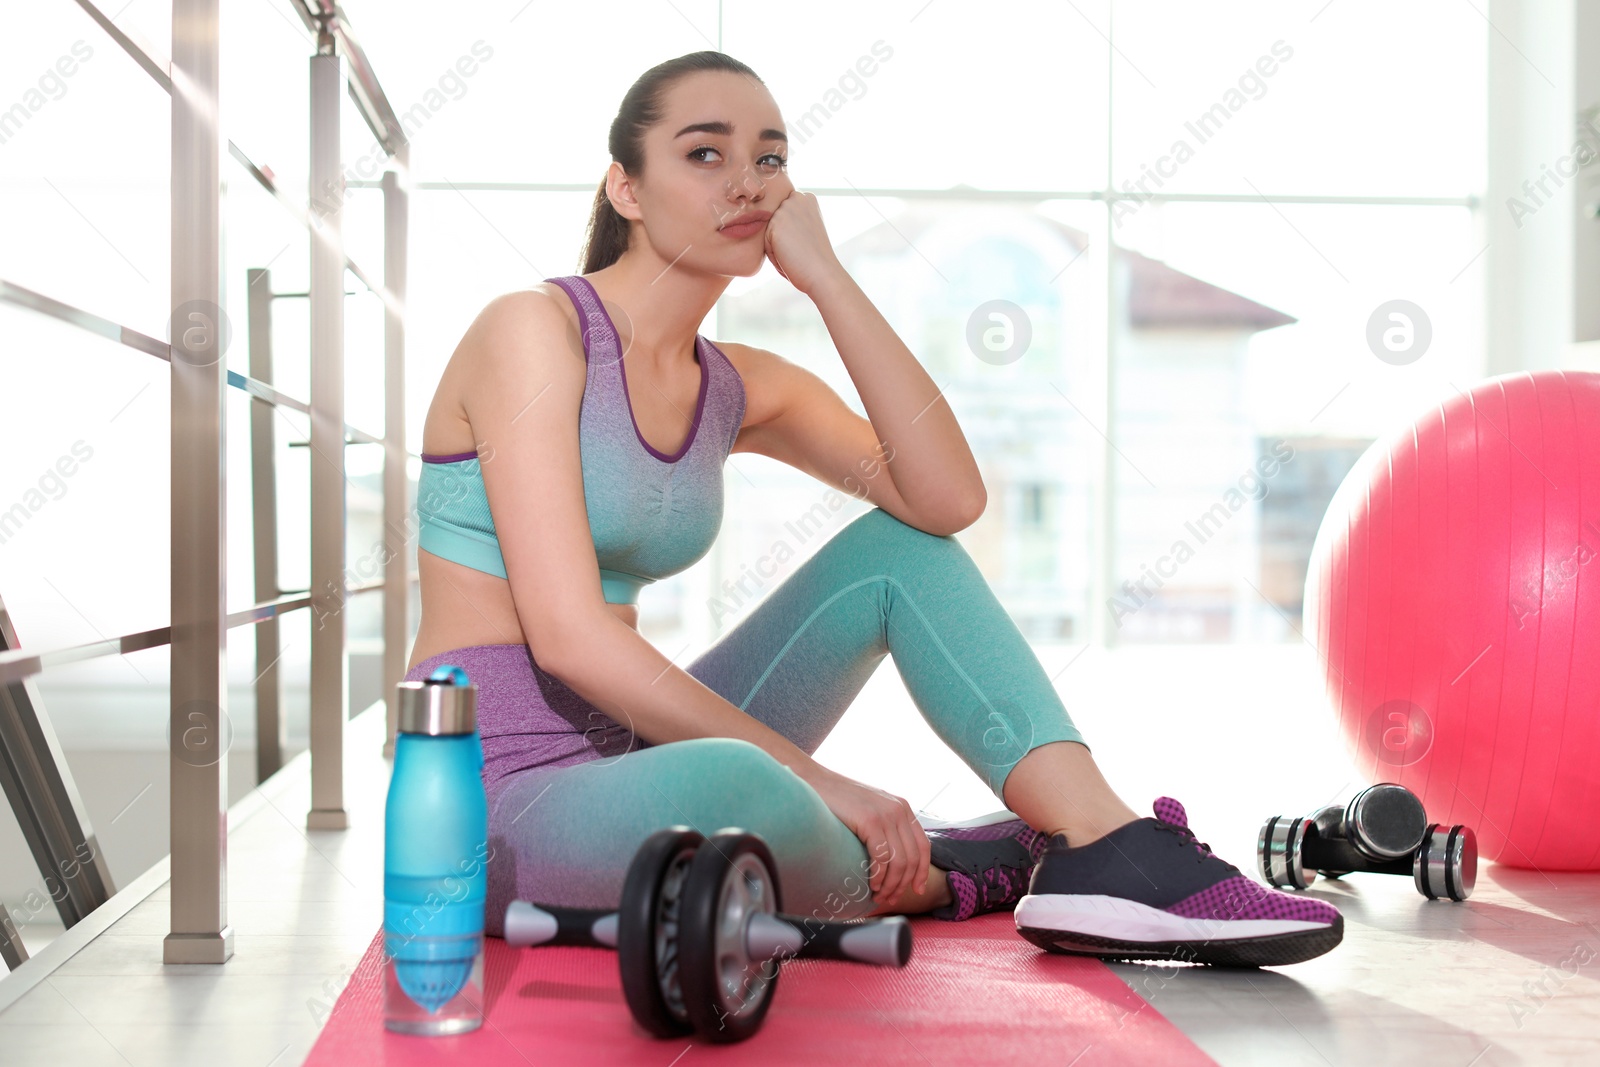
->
[672, 120, 787, 144]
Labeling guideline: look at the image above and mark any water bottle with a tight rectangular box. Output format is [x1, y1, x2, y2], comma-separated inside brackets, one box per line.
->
[383, 664, 489, 1035]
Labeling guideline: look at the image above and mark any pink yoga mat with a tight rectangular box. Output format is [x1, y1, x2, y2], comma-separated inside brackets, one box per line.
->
[303, 913, 1215, 1065]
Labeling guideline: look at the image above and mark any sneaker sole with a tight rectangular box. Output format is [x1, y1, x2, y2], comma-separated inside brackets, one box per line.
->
[916, 808, 1020, 831]
[1014, 893, 1343, 967]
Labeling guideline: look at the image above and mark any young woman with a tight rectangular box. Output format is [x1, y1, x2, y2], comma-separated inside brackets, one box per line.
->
[405, 51, 1341, 967]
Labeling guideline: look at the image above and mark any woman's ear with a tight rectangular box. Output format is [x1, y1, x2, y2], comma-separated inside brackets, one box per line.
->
[606, 161, 642, 222]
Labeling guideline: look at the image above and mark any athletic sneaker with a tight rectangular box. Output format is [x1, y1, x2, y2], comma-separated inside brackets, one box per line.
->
[921, 813, 1051, 921]
[1014, 797, 1343, 966]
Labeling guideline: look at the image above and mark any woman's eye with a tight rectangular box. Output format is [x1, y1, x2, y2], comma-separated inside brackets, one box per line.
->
[687, 146, 788, 171]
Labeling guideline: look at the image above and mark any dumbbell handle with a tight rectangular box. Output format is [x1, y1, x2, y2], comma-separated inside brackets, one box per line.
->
[504, 901, 911, 967]
[1300, 828, 1412, 876]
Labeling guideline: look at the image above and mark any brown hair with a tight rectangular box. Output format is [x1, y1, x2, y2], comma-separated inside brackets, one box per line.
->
[579, 51, 766, 274]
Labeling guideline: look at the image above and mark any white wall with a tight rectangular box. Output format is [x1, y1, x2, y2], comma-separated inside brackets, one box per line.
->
[1486, 0, 1600, 373]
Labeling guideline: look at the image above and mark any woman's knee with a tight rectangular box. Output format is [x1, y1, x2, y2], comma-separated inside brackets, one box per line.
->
[658, 738, 852, 853]
[838, 506, 969, 571]
[681, 741, 874, 914]
[665, 738, 816, 820]
[482, 738, 871, 928]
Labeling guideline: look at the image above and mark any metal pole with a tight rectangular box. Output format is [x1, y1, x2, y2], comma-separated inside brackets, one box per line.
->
[381, 155, 410, 760]
[0, 903, 25, 970]
[0, 599, 116, 939]
[248, 268, 286, 783]
[307, 29, 349, 830]
[165, 0, 232, 965]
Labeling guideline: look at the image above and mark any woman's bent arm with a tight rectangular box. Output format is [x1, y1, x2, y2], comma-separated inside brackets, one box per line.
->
[541, 610, 835, 786]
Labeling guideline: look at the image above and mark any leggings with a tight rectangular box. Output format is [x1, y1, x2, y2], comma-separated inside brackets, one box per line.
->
[406, 506, 1088, 935]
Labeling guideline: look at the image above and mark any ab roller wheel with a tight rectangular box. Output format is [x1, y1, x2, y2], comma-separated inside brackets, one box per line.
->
[504, 825, 913, 1044]
[1257, 782, 1476, 901]
[676, 830, 783, 1042]
[617, 826, 700, 1037]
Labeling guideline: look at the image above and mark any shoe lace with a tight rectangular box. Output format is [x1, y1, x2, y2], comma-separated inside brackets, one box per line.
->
[1155, 821, 1221, 866]
[977, 859, 1032, 907]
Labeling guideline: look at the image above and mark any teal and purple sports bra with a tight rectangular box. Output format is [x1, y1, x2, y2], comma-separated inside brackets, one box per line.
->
[415, 274, 747, 605]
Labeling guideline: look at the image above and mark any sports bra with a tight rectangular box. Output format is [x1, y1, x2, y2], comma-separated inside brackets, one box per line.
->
[415, 274, 747, 605]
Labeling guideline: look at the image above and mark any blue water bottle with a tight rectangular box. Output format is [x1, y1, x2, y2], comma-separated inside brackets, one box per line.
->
[383, 665, 488, 1035]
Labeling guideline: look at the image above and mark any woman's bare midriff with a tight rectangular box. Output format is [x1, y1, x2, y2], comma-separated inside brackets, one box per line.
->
[407, 546, 638, 674]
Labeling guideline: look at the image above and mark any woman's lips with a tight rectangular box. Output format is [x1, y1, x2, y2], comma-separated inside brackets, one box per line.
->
[719, 218, 768, 239]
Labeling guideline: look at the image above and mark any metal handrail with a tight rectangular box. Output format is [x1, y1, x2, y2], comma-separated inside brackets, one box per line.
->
[226, 140, 392, 307]
[0, 279, 392, 451]
[74, 0, 407, 180]
[0, 577, 416, 688]
[1, 0, 414, 970]
[285, 1, 408, 157]
[70, 0, 398, 300]
[69, 0, 173, 91]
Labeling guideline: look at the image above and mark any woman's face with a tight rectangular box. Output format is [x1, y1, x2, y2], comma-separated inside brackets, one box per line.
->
[616, 70, 793, 277]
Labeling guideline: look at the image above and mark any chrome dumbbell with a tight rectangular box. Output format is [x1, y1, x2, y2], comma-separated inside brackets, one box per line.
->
[1258, 782, 1476, 901]
[505, 825, 913, 1043]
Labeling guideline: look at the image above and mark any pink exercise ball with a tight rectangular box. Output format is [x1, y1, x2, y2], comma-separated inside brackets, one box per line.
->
[1304, 370, 1600, 870]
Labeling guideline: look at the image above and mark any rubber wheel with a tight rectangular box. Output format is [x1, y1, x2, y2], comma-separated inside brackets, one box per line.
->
[677, 829, 783, 1043]
[618, 826, 704, 1038]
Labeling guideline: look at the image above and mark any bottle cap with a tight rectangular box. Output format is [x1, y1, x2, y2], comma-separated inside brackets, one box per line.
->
[396, 665, 477, 735]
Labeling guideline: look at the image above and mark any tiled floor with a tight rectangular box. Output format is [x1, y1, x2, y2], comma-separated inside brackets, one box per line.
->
[1109, 863, 1600, 1065]
[2, 644, 1597, 1065]
[0, 702, 390, 1067]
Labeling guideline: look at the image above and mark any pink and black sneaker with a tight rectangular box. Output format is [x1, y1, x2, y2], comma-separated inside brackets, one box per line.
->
[921, 812, 1050, 921]
[1014, 797, 1343, 966]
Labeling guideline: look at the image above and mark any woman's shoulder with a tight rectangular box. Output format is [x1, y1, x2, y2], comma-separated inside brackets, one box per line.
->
[454, 286, 584, 371]
[424, 289, 585, 446]
[707, 337, 752, 371]
[479, 284, 579, 334]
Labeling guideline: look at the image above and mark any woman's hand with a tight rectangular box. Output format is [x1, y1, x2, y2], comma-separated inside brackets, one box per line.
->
[805, 767, 931, 910]
[762, 189, 846, 299]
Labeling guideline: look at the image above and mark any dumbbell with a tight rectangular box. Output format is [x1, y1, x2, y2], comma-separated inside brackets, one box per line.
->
[1258, 782, 1476, 901]
[504, 825, 913, 1043]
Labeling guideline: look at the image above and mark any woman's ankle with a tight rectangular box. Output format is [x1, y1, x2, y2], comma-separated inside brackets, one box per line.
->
[866, 865, 952, 916]
[1046, 805, 1142, 848]
[1001, 741, 1142, 849]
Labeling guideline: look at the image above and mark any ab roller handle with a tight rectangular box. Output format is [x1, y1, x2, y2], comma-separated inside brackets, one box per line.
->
[504, 902, 620, 949]
[504, 899, 912, 968]
[503, 825, 913, 1044]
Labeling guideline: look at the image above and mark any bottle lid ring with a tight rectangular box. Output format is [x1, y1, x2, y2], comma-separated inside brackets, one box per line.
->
[397, 667, 477, 734]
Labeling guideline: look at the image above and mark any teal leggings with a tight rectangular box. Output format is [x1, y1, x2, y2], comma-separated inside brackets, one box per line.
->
[479, 506, 1087, 934]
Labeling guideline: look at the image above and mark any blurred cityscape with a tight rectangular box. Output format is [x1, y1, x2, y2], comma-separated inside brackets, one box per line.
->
[662, 198, 1375, 647]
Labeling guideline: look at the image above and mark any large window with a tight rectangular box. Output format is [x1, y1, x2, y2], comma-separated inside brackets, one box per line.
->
[367, 0, 1486, 651]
